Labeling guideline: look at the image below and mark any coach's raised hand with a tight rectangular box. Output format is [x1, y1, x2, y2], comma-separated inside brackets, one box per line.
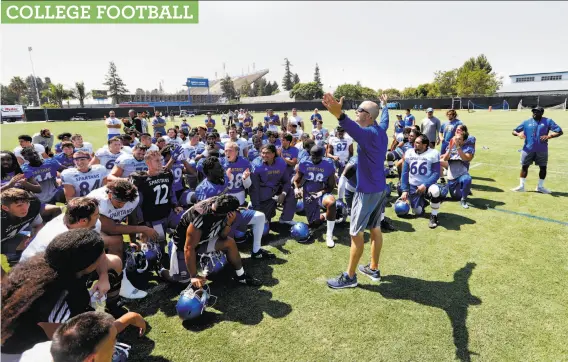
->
[322, 93, 344, 119]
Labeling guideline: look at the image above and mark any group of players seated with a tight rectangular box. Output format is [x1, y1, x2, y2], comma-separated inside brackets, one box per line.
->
[0, 107, 476, 359]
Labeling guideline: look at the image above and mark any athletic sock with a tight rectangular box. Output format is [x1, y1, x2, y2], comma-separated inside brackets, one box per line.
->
[326, 220, 335, 238]
[538, 179, 544, 188]
[520, 178, 526, 187]
[235, 267, 244, 277]
[380, 212, 385, 222]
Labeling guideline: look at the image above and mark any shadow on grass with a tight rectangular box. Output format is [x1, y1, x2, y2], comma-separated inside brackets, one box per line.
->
[360, 262, 481, 362]
[438, 212, 476, 231]
[119, 323, 171, 361]
[471, 176, 495, 182]
[467, 198, 506, 210]
[470, 184, 504, 193]
[551, 191, 568, 198]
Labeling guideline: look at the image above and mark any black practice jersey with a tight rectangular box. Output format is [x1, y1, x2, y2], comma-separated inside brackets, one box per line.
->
[130, 170, 175, 223]
[172, 197, 227, 249]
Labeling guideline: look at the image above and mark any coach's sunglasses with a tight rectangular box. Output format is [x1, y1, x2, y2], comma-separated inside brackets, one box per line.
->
[356, 107, 370, 114]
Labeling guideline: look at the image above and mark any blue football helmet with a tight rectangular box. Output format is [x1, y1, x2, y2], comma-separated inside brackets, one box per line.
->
[393, 198, 410, 216]
[176, 285, 216, 321]
[125, 248, 148, 274]
[291, 222, 310, 242]
[199, 251, 227, 276]
[296, 199, 305, 215]
[335, 199, 347, 224]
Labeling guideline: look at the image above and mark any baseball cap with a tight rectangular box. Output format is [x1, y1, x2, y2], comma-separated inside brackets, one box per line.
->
[426, 107, 434, 112]
[197, 125, 207, 130]
[531, 106, 544, 113]
[396, 114, 402, 117]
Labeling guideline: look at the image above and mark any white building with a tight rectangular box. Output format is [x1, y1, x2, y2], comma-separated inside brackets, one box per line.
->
[497, 71, 568, 96]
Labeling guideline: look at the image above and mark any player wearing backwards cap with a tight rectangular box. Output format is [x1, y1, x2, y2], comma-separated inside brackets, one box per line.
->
[440, 125, 474, 208]
[511, 106, 563, 193]
[400, 134, 442, 228]
[420, 108, 441, 148]
[162, 194, 263, 286]
[61, 151, 107, 202]
[294, 146, 337, 248]
[327, 126, 353, 177]
[323, 93, 390, 289]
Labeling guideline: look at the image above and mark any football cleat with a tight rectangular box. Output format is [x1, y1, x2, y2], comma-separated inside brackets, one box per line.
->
[535, 186, 551, 194]
[429, 215, 439, 229]
[511, 185, 525, 192]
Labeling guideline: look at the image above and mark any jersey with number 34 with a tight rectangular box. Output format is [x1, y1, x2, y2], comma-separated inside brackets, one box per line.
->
[403, 148, 440, 187]
[61, 165, 107, 197]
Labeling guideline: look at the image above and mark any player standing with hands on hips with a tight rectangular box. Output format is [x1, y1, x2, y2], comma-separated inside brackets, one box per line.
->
[323, 93, 390, 289]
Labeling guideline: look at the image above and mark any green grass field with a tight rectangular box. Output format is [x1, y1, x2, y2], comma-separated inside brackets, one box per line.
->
[1, 109, 568, 361]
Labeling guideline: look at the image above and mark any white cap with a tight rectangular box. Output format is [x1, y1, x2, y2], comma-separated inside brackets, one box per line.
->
[427, 107, 434, 112]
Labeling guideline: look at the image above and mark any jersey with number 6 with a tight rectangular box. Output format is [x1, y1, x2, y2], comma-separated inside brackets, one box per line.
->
[298, 158, 335, 193]
[95, 148, 124, 175]
[221, 156, 251, 193]
[403, 148, 440, 187]
[328, 136, 353, 163]
[61, 165, 107, 197]
[130, 170, 175, 222]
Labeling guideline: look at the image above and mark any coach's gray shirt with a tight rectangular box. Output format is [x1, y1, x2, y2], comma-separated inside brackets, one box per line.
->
[420, 116, 441, 143]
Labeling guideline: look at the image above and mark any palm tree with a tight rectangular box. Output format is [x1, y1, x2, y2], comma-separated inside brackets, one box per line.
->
[8, 76, 28, 104]
[74, 81, 90, 108]
[41, 83, 74, 108]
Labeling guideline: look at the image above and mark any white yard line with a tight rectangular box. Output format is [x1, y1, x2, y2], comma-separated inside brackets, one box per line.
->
[473, 162, 568, 175]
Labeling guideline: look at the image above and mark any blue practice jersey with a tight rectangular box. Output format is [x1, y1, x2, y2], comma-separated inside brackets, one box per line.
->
[54, 153, 75, 169]
[299, 158, 335, 194]
[195, 177, 229, 201]
[22, 158, 62, 204]
[514, 117, 562, 153]
[221, 156, 251, 193]
[403, 114, 415, 127]
[169, 160, 186, 192]
[249, 157, 289, 205]
[441, 119, 463, 143]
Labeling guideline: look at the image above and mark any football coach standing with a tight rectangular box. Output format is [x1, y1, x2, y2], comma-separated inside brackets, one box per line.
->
[323, 93, 389, 289]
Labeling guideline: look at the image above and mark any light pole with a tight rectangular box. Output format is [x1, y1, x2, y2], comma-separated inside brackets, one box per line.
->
[28, 46, 49, 121]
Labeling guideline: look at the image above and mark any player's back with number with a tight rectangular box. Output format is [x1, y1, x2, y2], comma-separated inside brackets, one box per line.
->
[21, 158, 61, 204]
[130, 170, 175, 222]
[299, 157, 335, 193]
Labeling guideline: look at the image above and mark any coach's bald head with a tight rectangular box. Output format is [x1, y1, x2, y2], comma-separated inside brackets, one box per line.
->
[356, 101, 380, 127]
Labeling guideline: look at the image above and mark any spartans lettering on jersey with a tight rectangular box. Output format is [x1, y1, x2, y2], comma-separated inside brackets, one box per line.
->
[69, 174, 104, 181]
[148, 178, 171, 186]
[267, 170, 281, 175]
[305, 166, 326, 173]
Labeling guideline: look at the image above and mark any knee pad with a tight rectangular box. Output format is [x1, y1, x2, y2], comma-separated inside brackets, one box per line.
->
[428, 184, 442, 203]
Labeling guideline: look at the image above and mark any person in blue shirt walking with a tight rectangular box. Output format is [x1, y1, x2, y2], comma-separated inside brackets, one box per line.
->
[323, 93, 389, 289]
[511, 107, 563, 194]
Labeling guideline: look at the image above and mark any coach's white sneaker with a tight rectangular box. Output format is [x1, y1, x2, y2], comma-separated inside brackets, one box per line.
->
[535, 186, 552, 194]
[326, 235, 335, 248]
[511, 185, 525, 192]
[120, 275, 147, 299]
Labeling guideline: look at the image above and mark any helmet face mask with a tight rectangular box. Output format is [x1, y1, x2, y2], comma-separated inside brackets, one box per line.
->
[176, 284, 217, 321]
[199, 251, 227, 277]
